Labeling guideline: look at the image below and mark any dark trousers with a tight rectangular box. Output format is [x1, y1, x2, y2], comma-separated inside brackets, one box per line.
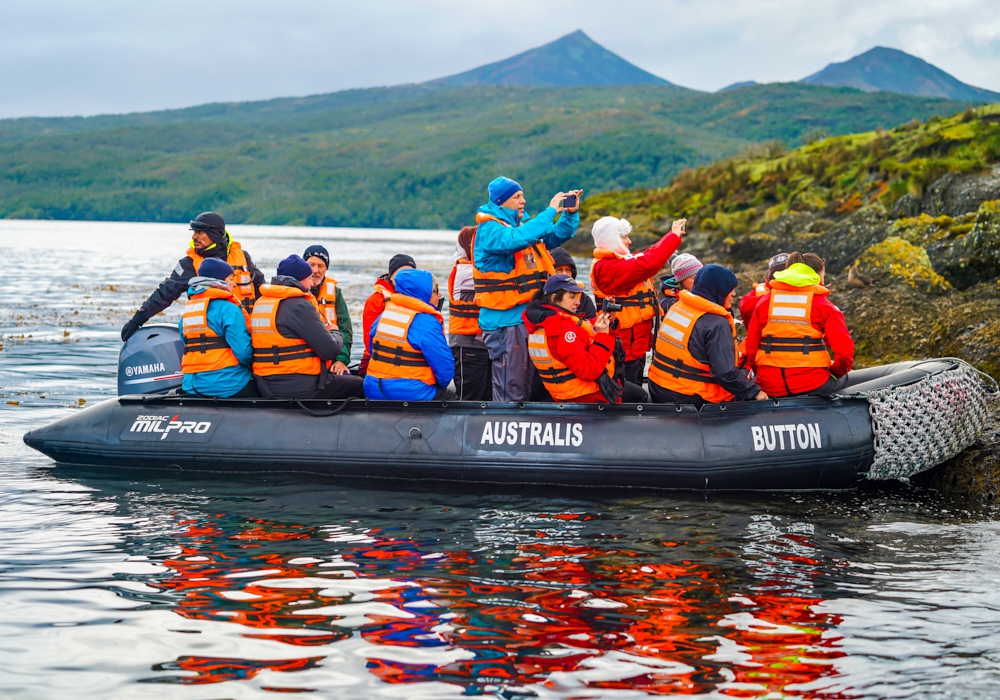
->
[624, 358, 646, 386]
[622, 380, 649, 403]
[451, 346, 492, 401]
[229, 381, 261, 399]
[649, 381, 705, 408]
[435, 386, 459, 401]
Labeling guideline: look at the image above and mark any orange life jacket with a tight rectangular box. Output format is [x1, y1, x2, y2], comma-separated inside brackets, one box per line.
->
[590, 248, 658, 329]
[187, 240, 255, 311]
[472, 213, 556, 310]
[181, 287, 250, 375]
[250, 284, 324, 377]
[528, 312, 616, 402]
[313, 276, 340, 329]
[755, 282, 831, 369]
[448, 261, 481, 336]
[647, 290, 737, 403]
[366, 294, 444, 386]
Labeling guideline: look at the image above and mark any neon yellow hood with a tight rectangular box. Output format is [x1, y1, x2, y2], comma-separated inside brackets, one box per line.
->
[772, 263, 820, 287]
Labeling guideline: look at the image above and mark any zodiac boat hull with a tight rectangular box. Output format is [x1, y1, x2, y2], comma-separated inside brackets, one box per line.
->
[24, 394, 875, 491]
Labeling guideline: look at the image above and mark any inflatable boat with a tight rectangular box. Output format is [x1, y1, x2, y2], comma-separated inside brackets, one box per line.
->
[23, 325, 997, 491]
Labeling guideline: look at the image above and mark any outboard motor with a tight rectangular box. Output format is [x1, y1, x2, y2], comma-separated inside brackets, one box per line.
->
[117, 323, 184, 395]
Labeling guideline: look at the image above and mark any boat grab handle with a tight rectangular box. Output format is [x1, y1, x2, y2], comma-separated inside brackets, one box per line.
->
[293, 397, 359, 417]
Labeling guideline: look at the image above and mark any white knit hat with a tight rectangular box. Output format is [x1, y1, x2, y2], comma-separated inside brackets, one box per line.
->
[591, 216, 633, 257]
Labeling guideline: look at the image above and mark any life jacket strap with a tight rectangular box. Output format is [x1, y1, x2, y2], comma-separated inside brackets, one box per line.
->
[650, 350, 720, 385]
[760, 336, 828, 354]
[371, 341, 431, 368]
[183, 335, 231, 354]
[252, 343, 318, 365]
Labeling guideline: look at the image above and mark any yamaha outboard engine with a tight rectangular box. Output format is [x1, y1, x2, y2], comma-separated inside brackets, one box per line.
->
[118, 324, 184, 395]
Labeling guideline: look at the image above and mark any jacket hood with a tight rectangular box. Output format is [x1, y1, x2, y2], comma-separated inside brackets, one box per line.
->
[549, 247, 578, 278]
[523, 297, 560, 330]
[270, 275, 309, 292]
[772, 263, 821, 287]
[690, 264, 738, 308]
[477, 200, 525, 227]
[591, 216, 632, 257]
[188, 277, 232, 294]
[394, 268, 434, 304]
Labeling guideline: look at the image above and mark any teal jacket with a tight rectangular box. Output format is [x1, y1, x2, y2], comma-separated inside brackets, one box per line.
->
[473, 201, 579, 330]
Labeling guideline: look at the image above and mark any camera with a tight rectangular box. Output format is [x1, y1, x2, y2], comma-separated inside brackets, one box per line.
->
[602, 297, 623, 314]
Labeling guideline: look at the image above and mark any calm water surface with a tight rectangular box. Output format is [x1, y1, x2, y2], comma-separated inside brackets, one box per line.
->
[1, 220, 999, 698]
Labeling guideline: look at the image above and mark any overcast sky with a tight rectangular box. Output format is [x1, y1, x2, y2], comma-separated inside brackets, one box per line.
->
[2, 0, 998, 119]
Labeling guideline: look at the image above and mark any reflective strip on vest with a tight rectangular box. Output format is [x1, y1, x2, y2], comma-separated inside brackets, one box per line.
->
[755, 286, 831, 369]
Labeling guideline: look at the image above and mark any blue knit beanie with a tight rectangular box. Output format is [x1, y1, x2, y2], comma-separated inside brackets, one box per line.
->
[276, 254, 313, 282]
[488, 176, 522, 206]
[197, 258, 234, 281]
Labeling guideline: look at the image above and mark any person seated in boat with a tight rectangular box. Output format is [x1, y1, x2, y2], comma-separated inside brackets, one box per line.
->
[744, 252, 855, 397]
[659, 274, 680, 314]
[303, 244, 354, 376]
[669, 253, 702, 293]
[523, 274, 648, 404]
[364, 269, 457, 401]
[648, 264, 766, 407]
[121, 212, 264, 342]
[738, 252, 788, 323]
[359, 254, 416, 376]
[448, 227, 492, 401]
[474, 177, 582, 403]
[590, 216, 687, 387]
[251, 255, 365, 400]
[549, 247, 597, 319]
[178, 258, 259, 399]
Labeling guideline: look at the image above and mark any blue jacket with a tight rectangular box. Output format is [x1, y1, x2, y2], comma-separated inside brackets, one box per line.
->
[473, 201, 579, 330]
[364, 269, 455, 401]
[178, 281, 253, 398]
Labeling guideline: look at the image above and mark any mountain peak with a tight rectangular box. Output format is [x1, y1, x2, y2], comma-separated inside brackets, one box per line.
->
[802, 46, 999, 102]
[429, 30, 675, 87]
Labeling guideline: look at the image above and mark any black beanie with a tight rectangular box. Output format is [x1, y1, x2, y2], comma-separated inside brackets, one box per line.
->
[549, 247, 578, 278]
[303, 244, 330, 268]
[388, 254, 416, 277]
[190, 211, 228, 253]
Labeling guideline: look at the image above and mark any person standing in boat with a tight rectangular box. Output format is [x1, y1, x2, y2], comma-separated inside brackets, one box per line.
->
[303, 244, 354, 376]
[474, 177, 582, 403]
[589, 216, 687, 387]
[524, 274, 647, 404]
[448, 227, 492, 401]
[549, 247, 597, 319]
[121, 212, 264, 342]
[365, 269, 457, 401]
[738, 252, 788, 323]
[744, 252, 855, 397]
[359, 254, 416, 376]
[178, 258, 258, 398]
[251, 255, 365, 400]
[648, 264, 766, 407]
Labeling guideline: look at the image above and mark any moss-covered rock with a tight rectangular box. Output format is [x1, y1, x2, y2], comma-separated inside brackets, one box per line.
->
[856, 236, 952, 294]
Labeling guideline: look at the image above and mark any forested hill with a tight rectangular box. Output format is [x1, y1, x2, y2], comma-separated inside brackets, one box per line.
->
[0, 82, 970, 229]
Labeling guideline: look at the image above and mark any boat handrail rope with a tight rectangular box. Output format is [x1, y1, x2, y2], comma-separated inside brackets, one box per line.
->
[839, 359, 999, 481]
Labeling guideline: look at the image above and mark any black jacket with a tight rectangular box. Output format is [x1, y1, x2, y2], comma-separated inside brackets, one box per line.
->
[256, 277, 345, 398]
[134, 248, 264, 324]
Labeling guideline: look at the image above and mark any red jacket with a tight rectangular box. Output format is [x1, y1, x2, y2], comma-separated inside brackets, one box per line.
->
[359, 276, 394, 375]
[590, 232, 681, 361]
[738, 282, 769, 323]
[745, 288, 854, 397]
[523, 300, 616, 403]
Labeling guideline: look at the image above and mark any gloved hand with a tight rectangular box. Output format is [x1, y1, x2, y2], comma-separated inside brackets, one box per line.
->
[121, 317, 143, 342]
[612, 338, 626, 383]
[597, 372, 623, 404]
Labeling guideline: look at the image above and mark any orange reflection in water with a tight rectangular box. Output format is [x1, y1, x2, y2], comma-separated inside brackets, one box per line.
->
[142, 513, 846, 696]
